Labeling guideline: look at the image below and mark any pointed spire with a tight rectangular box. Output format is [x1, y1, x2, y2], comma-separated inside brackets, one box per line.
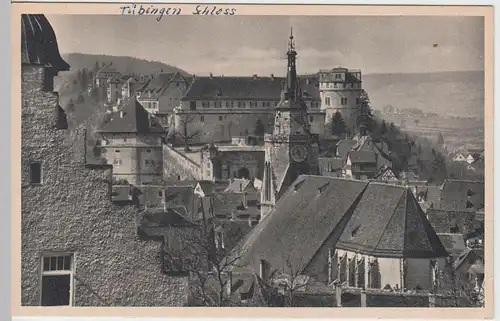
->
[284, 27, 299, 101]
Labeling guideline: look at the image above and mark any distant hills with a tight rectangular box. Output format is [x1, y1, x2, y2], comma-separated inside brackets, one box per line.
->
[61, 53, 189, 76]
[363, 70, 484, 119]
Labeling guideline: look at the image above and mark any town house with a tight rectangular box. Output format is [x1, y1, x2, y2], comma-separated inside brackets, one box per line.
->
[21, 14, 188, 306]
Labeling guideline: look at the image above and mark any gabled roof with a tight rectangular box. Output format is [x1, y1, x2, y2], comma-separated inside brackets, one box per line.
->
[181, 76, 320, 101]
[99, 99, 165, 134]
[440, 179, 485, 211]
[336, 140, 357, 160]
[138, 72, 182, 99]
[336, 183, 448, 258]
[21, 14, 70, 73]
[224, 179, 255, 193]
[374, 166, 398, 181]
[164, 185, 198, 221]
[425, 208, 476, 235]
[349, 151, 377, 164]
[232, 176, 369, 274]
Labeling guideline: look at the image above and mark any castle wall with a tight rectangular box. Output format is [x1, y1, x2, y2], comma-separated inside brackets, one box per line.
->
[162, 144, 202, 181]
[21, 65, 188, 307]
[173, 108, 324, 145]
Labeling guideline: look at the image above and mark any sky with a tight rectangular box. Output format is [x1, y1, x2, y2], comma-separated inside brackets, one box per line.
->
[47, 15, 484, 76]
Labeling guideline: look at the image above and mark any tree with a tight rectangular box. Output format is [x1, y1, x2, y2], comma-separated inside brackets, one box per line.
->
[80, 69, 88, 90]
[161, 219, 246, 307]
[263, 255, 315, 307]
[430, 149, 448, 182]
[437, 132, 445, 146]
[167, 114, 202, 151]
[329, 111, 347, 137]
[356, 89, 375, 134]
[253, 118, 265, 137]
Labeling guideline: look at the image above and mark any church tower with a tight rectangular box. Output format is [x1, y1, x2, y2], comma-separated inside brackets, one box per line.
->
[260, 29, 320, 219]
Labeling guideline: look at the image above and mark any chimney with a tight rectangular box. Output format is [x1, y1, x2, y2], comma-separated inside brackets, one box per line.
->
[270, 73, 275, 80]
[209, 73, 214, 79]
[253, 74, 258, 79]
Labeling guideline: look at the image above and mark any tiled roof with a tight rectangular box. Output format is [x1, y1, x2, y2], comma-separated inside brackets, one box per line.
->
[435, 233, 466, 256]
[336, 140, 357, 160]
[349, 151, 377, 164]
[99, 98, 165, 134]
[425, 208, 476, 235]
[224, 179, 254, 193]
[232, 176, 448, 275]
[138, 72, 178, 99]
[181, 76, 320, 101]
[111, 185, 135, 202]
[21, 14, 70, 72]
[232, 176, 369, 274]
[164, 185, 198, 221]
[439, 180, 485, 211]
[138, 207, 196, 238]
[336, 183, 448, 258]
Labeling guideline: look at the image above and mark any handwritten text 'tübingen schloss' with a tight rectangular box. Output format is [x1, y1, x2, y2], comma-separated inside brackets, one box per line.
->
[119, 4, 237, 21]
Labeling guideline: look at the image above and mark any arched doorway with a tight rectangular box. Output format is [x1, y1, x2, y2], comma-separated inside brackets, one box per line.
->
[237, 167, 250, 179]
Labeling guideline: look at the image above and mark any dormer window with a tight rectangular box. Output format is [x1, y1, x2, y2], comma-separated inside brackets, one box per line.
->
[467, 189, 475, 197]
[351, 225, 361, 237]
[294, 179, 305, 191]
[318, 182, 330, 194]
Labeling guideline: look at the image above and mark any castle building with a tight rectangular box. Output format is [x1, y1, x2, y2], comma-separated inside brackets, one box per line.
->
[21, 14, 187, 306]
[319, 68, 362, 135]
[171, 73, 325, 144]
[260, 30, 320, 218]
[137, 72, 191, 127]
[98, 98, 167, 185]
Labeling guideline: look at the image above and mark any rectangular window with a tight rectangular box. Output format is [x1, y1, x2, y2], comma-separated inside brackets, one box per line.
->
[115, 149, 120, 153]
[30, 162, 42, 184]
[341, 98, 348, 105]
[113, 159, 122, 166]
[200, 115, 204, 122]
[41, 254, 74, 306]
[309, 116, 314, 122]
[159, 191, 163, 197]
[219, 116, 223, 121]
[325, 97, 331, 106]
[190, 101, 197, 110]
[229, 101, 234, 108]
[356, 98, 360, 105]
[146, 149, 151, 153]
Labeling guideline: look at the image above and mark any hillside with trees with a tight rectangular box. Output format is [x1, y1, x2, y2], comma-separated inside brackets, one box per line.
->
[61, 53, 189, 76]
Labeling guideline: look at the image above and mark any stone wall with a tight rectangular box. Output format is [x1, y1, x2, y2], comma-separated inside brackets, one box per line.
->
[21, 65, 188, 307]
[162, 144, 202, 181]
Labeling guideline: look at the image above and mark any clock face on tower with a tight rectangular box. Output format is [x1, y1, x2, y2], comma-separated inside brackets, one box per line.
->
[290, 145, 309, 163]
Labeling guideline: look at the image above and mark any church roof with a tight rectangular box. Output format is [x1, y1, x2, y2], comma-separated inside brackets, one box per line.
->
[336, 183, 448, 258]
[99, 98, 165, 134]
[21, 14, 70, 72]
[231, 176, 447, 274]
[181, 76, 320, 101]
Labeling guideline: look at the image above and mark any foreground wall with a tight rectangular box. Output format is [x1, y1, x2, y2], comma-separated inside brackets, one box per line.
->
[21, 65, 188, 306]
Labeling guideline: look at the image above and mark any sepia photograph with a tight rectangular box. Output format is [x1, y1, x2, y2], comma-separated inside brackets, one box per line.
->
[16, 5, 491, 314]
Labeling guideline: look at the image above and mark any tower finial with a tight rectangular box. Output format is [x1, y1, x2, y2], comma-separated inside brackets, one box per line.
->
[288, 27, 295, 51]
